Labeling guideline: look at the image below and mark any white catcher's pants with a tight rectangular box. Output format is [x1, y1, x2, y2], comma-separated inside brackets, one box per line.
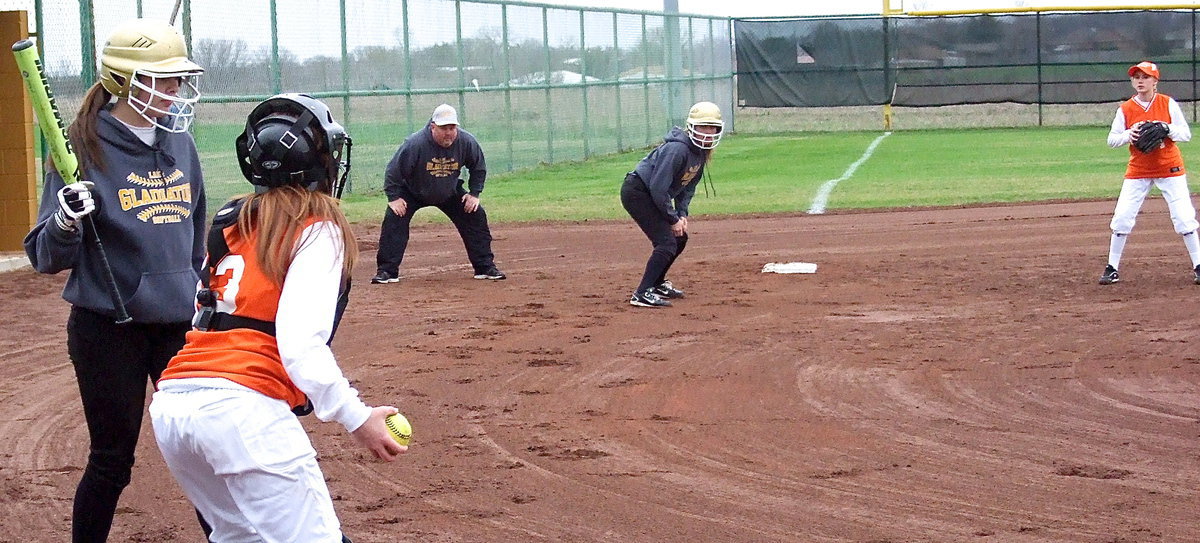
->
[150, 379, 344, 543]
[1110, 175, 1200, 235]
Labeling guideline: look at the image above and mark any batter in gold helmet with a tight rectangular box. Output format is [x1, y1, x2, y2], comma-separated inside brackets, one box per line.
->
[22, 18, 205, 542]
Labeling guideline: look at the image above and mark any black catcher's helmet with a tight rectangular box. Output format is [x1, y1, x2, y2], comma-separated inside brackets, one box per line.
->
[236, 93, 352, 196]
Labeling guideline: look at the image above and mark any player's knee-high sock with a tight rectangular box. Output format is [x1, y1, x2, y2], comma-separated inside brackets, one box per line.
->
[1109, 233, 1128, 269]
[1183, 231, 1200, 267]
[655, 234, 688, 286]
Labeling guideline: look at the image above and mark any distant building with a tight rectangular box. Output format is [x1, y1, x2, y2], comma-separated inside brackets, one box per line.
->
[616, 65, 696, 81]
[508, 70, 601, 86]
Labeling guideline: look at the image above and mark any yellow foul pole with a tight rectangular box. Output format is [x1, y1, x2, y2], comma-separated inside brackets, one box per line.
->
[882, 0, 899, 129]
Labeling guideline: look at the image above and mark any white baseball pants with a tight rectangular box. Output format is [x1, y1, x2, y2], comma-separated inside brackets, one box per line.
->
[150, 379, 344, 543]
[1109, 175, 1199, 234]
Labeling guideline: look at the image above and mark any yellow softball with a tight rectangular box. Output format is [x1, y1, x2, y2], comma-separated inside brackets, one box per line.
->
[384, 413, 412, 446]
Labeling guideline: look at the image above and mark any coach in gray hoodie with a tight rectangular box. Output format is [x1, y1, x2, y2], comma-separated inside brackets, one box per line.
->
[372, 103, 505, 283]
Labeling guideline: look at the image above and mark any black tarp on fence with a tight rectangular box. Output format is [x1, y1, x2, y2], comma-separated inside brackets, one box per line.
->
[735, 10, 1199, 108]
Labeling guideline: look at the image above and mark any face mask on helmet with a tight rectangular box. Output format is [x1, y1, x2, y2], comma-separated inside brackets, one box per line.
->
[235, 94, 352, 197]
[126, 74, 201, 132]
[98, 19, 204, 133]
[686, 101, 724, 150]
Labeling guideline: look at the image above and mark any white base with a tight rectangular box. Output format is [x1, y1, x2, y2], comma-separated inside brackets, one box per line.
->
[762, 262, 817, 274]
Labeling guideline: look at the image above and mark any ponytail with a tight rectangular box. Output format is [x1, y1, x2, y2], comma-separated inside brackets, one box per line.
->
[58, 83, 112, 175]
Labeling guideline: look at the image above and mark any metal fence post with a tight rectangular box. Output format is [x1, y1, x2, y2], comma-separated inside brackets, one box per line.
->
[709, 18, 716, 105]
[79, 0, 94, 87]
[269, 0, 280, 94]
[726, 18, 735, 132]
[642, 13, 650, 146]
[613, 12, 623, 152]
[502, 4, 514, 171]
[340, 0, 350, 133]
[664, 3, 679, 126]
[455, 0, 466, 125]
[687, 18, 695, 109]
[580, 9, 590, 159]
[543, 6, 553, 163]
[182, 0, 191, 51]
[402, 0, 414, 134]
[1036, 13, 1043, 127]
[32, 0, 42, 58]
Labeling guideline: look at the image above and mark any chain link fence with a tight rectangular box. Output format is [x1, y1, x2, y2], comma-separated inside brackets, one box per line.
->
[3, 0, 734, 202]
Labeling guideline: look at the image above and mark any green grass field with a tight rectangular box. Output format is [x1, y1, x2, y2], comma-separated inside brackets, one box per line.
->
[182, 124, 1169, 225]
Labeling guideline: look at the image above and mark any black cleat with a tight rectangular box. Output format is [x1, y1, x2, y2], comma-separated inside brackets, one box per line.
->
[652, 279, 685, 299]
[630, 288, 671, 307]
[1099, 265, 1119, 285]
[371, 271, 399, 284]
[1193, 265, 1200, 285]
[473, 266, 506, 280]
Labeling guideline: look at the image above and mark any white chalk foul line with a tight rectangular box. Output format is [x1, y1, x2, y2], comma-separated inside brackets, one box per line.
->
[807, 131, 891, 215]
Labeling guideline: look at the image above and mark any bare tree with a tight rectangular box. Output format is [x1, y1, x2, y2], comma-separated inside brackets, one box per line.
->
[193, 38, 251, 70]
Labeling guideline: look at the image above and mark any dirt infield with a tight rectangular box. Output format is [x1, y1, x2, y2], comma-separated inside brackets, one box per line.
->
[1, 200, 1198, 542]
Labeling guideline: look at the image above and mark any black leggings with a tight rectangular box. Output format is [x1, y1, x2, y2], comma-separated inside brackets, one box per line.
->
[66, 306, 188, 543]
[621, 179, 688, 293]
[375, 194, 496, 275]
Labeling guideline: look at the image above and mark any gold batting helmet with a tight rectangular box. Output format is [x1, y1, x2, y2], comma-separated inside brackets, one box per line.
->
[686, 101, 724, 149]
[99, 19, 204, 132]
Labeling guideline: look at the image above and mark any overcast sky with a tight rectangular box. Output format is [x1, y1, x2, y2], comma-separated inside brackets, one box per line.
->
[537, 0, 1199, 17]
[20, 0, 1200, 73]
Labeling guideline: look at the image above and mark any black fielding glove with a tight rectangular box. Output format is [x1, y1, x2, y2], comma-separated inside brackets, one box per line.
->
[1134, 121, 1169, 153]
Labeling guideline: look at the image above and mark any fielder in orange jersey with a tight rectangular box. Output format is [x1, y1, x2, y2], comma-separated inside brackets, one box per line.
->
[149, 94, 405, 543]
[1100, 61, 1200, 285]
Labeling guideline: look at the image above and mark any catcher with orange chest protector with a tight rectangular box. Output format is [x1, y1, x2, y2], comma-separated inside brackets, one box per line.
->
[1100, 61, 1200, 285]
[149, 94, 405, 543]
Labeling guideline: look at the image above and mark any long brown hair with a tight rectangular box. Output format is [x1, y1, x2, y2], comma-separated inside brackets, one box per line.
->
[57, 82, 113, 175]
[235, 185, 357, 286]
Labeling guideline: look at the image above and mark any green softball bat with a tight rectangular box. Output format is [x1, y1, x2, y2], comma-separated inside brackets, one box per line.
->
[12, 38, 80, 184]
[13, 38, 129, 324]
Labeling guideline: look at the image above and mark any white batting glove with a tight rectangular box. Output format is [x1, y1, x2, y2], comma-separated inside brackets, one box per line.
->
[54, 181, 96, 231]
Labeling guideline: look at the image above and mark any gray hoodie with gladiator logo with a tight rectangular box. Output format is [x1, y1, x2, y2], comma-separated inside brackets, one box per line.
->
[383, 124, 487, 205]
[24, 107, 206, 323]
[631, 126, 706, 225]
